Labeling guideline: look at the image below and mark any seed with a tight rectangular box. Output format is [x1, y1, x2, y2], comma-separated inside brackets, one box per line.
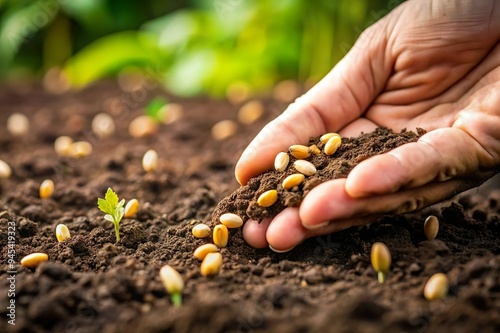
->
[226, 81, 251, 104]
[308, 144, 321, 155]
[7, 113, 30, 136]
[91, 113, 115, 138]
[282, 173, 305, 190]
[272, 80, 300, 103]
[159, 265, 184, 307]
[21, 253, 48, 268]
[0, 159, 12, 179]
[424, 215, 439, 240]
[193, 243, 219, 261]
[55, 224, 71, 242]
[320, 133, 340, 144]
[129, 115, 159, 138]
[293, 160, 316, 176]
[124, 198, 139, 218]
[371, 242, 391, 283]
[324, 136, 342, 155]
[68, 141, 92, 158]
[211, 120, 238, 140]
[213, 224, 229, 248]
[237, 100, 264, 125]
[257, 189, 278, 207]
[192, 224, 211, 238]
[159, 103, 184, 125]
[142, 149, 158, 173]
[274, 152, 290, 172]
[289, 145, 310, 159]
[200, 252, 223, 277]
[39, 179, 54, 199]
[219, 213, 243, 228]
[54, 136, 73, 156]
[424, 273, 449, 301]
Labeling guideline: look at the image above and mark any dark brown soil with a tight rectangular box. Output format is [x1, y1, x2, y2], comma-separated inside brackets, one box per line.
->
[1, 82, 500, 333]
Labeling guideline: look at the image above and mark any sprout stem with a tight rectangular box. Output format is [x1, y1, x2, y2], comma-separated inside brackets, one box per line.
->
[170, 292, 182, 307]
[378, 272, 385, 284]
[114, 222, 120, 242]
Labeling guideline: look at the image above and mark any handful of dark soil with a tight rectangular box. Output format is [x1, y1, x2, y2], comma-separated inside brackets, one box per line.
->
[212, 127, 425, 223]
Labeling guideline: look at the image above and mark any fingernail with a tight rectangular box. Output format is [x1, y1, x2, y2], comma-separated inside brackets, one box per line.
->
[302, 221, 330, 230]
[269, 245, 295, 253]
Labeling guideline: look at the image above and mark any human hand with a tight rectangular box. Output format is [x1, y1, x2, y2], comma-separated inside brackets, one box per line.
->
[235, 0, 500, 251]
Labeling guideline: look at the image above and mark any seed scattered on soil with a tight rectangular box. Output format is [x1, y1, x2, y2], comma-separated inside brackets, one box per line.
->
[6, 112, 30, 136]
[274, 152, 290, 172]
[68, 141, 93, 158]
[0, 159, 12, 178]
[200, 252, 223, 277]
[21, 253, 48, 268]
[293, 160, 316, 176]
[39, 179, 54, 199]
[159, 103, 184, 125]
[289, 145, 310, 159]
[192, 224, 211, 238]
[56, 224, 71, 242]
[129, 115, 159, 138]
[257, 189, 278, 207]
[424, 215, 439, 240]
[282, 173, 305, 190]
[92, 113, 116, 138]
[124, 199, 140, 218]
[219, 213, 243, 228]
[213, 224, 229, 248]
[159, 265, 184, 307]
[237, 100, 264, 125]
[211, 120, 238, 141]
[320, 132, 340, 144]
[308, 144, 321, 155]
[142, 149, 158, 173]
[424, 273, 449, 301]
[54, 136, 74, 157]
[194, 244, 219, 261]
[371, 242, 391, 283]
[324, 135, 342, 155]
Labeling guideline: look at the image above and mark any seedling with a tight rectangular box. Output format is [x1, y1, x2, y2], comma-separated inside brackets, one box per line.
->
[159, 265, 184, 307]
[97, 188, 125, 242]
[371, 242, 391, 283]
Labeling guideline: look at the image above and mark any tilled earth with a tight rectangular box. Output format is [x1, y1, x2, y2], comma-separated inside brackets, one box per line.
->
[0, 82, 499, 333]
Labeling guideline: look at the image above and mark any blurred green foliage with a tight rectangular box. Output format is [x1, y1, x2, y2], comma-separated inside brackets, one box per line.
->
[0, 0, 404, 97]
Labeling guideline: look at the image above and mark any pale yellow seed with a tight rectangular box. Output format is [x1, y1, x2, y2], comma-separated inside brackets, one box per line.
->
[192, 224, 211, 238]
[68, 141, 92, 158]
[55, 224, 71, 242]
[159, 265, 184, 294]
[289, 145, 310, 159]
[21, 253, 48, 268]
[219, 213, 243, 228]
[200, 252, 223, 277]
[308, 144, 321, 155]
[424, 273, 449, 301]
[257, 189, 278, 207]
[213, 224, 229, 248]
[293, 160, 316, 176]
[159, 103, 184, 125]
[193, 243, 219, 261]
[282, 173, 305, 190]
[324, 136, 342, 155]
[211, 120, 238, 141]
[124, 198, 140, 218]
[371, 242, 391, 283]
[274, 152, 290, 172]
[424, 215, 439, 240]
[142, 149, 158, 173]
[7, 113, 30, 136]
[0, 159, 12, 179]
[129, 115, 159, 138]
[237, 100, 264, 125]
[54, 136, 73, 156]
[226, 81, 251, 104]
[91, 113, 115, 139]
[39, 179, 54, 199]
[320, 133, 340, 145]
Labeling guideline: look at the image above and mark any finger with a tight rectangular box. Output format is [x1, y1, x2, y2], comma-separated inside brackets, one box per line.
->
[345, 128, 494, 198]
[242, 218, 271, 249]
[300, 175, 492, 228]
[235, 24, 392, 185]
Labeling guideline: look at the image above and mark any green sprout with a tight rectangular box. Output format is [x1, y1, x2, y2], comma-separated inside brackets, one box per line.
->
[145, 97, 168, 122]
[97, 188, 125, 242]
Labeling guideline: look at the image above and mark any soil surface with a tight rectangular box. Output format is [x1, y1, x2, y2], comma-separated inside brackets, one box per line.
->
[1, 82, 500, 333]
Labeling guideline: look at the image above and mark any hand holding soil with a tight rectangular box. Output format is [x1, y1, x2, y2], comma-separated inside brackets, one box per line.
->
[236, 0, 500, 251]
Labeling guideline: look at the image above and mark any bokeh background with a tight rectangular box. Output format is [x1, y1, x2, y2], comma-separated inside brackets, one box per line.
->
[0, 0, 404, 98]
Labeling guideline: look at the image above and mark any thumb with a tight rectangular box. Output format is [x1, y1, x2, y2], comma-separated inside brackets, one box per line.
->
[235, 22, 393, 185]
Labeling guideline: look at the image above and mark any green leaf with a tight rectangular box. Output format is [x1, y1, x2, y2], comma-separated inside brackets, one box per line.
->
[97, 198, 113, 215]
[145, 97, 168, 122]
[104, 188, 119, 208]
[104, 214, 114, 223]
